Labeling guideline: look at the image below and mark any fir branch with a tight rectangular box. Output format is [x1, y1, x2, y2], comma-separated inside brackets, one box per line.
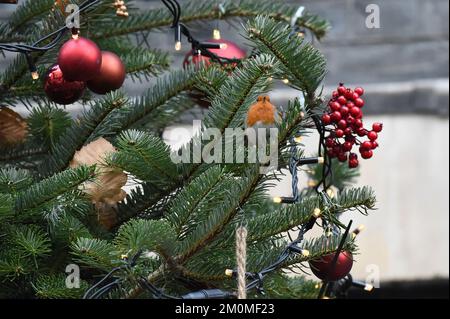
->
[45, 92, 128, 175]
[14, 165, 95, 218]
[96, 38, 171, 81]
[307, 158, 360, 191]
[92, 0, 329, 40]
[108, 130, 180, 186]
[27, 104, 72, 149]
[245, 15, 327, 96]
[228, 186, 376, 244]
[33, 274, 89, 299]
[117, 68, 197, 131]
[0, 167, 34, 194]
[176, 167, 261, 263]
[166, 166, 227, 238]
[0, 193, 14, 221]
[71, 237, 116, 271]
[114, 219, 176, 255]
[8, 0, 54, 31]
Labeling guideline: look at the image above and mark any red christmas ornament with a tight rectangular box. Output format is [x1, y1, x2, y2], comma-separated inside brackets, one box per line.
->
[44, 64, 86, 105]
[87, 51, 126, 94]
[58, 37, 102, 81]
[183, 38, 246, 108]
[183, 38, 246, 68]
[309, 251, 354, 281]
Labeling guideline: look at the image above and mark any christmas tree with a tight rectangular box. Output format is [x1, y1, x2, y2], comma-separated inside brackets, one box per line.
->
[0, 0, 381, 299]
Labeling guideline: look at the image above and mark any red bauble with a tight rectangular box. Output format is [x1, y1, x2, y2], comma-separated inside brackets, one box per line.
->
[183, 39, 246, 68]
[44, 64, 86, 105]
[87, 51, 126, 94]
[309, 251, 354, 281]
[58, 37, 102, 81]
[183, 39, 246, 108]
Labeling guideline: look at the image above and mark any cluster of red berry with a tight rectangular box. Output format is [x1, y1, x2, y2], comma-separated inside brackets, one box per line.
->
[321, 84, 383, 168]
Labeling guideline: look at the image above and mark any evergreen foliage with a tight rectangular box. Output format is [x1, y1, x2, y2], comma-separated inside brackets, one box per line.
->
[0, 0, 376, 299]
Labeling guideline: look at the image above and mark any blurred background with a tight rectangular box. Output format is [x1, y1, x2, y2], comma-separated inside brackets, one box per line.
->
[1, 0, 449, 297]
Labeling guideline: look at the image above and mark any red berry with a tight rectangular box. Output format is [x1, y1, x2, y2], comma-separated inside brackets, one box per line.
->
[368, 131, 378, 141]
[332, 91, 339, 98]
[354, 98, 365, 108]
[347, 102, 355, 109]
[354, 87, 364, 96]
[325, 138, 335, 148]
[354, 119, 363, 128]
[322, 114, 331, 125]
[343, 141, 353, 152]
[361, 150, 374, 159]
[372, 122, 383, 133]
[350, 107, 361, 118]
[349, 153, 358, 160]
[349, 159, 359, 168]
[372, 141, 379, 149]
[340, 106, 349, 117]
[357, 128, 367, 137]
[338, 152, 348, 162]
[333, 145, 342, 155]
[352, 92, 360, 101]
[338, 86, 347, 95]
[346, 116, 355, 125]
[335, 129, 345, 138]
[344, 127, 353, 136]
[361, 141, 373, 150]
[330, 101, 341, 111]
[338, 120, 347, 130]
[345, 89, 354, 99]
[331, 111, 342, 122]
[337, 96, 347, 105]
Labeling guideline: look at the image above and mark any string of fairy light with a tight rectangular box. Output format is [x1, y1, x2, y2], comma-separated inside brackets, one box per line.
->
[0, 0, 374, 299]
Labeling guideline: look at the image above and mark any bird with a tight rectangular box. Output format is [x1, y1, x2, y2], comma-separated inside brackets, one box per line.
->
[246, 95, 281, 130]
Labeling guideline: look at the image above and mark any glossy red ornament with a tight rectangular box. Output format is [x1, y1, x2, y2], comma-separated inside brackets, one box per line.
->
[309, 251, 354, 281]
[183, 38, 246, 68]
[183, 39, 246, 108]
[87, 51, 126, 94]
[58, 37, 102, 81]
[44, 64, 86, 105]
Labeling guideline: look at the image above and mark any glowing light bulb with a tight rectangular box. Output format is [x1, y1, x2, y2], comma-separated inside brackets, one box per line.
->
[175, 41, 182, 51]
[273, 197, 283, 204]
[213, 29, 221, 40]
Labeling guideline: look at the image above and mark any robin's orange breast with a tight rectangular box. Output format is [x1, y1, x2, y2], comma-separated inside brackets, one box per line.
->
[247, 102, 277, 127]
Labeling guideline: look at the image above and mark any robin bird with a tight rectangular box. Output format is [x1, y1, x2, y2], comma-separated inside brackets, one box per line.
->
[245, 95, 282, 149]
[246, 95, 281, 131]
